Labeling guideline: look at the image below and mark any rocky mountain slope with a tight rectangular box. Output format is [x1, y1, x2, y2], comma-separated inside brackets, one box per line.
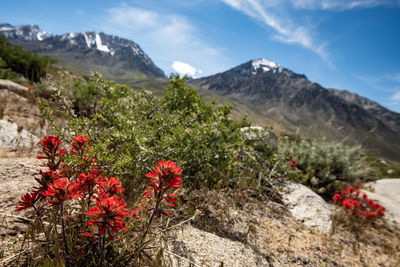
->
[0, 24, 165, 79]
[192, 59, 400, 161]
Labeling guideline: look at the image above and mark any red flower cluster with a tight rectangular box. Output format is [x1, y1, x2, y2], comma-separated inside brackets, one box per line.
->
[289, 156, 298, 169]
[71, 134, 90, 152]
[15, 135, 183, 264]
[332, 186, 385, 220]
[43, 178, 82, 206]
[84, 176, 131, 238]
[37, 136, 67, 170]
[143, 160, 182, 216]
[78, 170, 102, 195]
[96, 176, 125, 197]
[86, 195, 130, 238]
[39, 136, 62, 156]
[145, 159, 182, 190]
[15, 191, 41, 211]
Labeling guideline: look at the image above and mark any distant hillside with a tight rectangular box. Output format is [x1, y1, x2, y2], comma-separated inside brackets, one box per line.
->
[0, 23, 165, 80]
[192, 59, 400, 162]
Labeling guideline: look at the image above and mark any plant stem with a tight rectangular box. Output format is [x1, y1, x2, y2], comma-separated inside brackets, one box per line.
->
[60, 204, 70, 267]
[100, 233, 106, 267]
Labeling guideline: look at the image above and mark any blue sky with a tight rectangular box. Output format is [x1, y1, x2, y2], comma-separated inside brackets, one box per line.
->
[2, 0, 400, 112]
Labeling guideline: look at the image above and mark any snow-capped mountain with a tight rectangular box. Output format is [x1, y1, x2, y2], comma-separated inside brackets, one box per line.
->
[192, 59, 400, 161]
[0, 24, 165, 78]
[0, 23, 53, 41]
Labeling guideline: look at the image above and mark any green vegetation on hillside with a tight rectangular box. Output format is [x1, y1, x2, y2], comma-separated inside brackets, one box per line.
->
[36, 72, 380, 199]
[40, 74, 273, 196]
[0, 36, 56, 82]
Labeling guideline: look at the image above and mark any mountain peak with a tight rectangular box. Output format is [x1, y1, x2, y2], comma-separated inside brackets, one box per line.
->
[250, 58, 282, 75]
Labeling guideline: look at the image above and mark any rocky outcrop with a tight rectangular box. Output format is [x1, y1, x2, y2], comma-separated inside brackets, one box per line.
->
[281, 181, 333, 233]
[167, 225, 269, 267]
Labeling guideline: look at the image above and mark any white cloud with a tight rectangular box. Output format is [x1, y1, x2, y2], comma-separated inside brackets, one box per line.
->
[220, 0, 332, 66]
[172, 61, 201, 77]
[392, 91, 400, 100]
[221, 0, 399, 67]
[290, 0, 398, 10]
[97, 3, 229, 76]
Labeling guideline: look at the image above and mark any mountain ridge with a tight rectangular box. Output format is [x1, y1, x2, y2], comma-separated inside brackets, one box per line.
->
[192, 59, 400, 161]
[0, 23, 165, 79]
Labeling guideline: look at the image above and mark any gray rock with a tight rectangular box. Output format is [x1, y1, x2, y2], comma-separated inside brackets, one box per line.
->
[166, 225, 269, 267]
[281, 181, 332, 233]
[240, 126, 278, 150]
[0, 79, 29, 97]
[364, 179, 400, 224]
[0, 119, 39, 148]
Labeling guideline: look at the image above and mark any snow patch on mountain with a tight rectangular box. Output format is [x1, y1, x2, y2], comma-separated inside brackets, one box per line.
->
[131, 46, 140, 55]
[251, 59, 282, 74]
[0, 25, 14, 31]
[82, 32, 94, 48]
[36, 31, 52, 41]
[95, 33, 110, 53]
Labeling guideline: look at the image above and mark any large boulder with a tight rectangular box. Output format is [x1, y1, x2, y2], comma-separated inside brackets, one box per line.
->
[281, 181, 333, 233]
[363, 179, 400, 224]
[166, 225, 269, 266]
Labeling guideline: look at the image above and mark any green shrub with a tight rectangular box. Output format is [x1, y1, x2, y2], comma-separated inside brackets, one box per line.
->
[40, 73, 275, 196]
[0, 56, 19, 81]
[279, 139, 375, 196]
[0, 36, 56, 82]
[35, 72, 102, 115]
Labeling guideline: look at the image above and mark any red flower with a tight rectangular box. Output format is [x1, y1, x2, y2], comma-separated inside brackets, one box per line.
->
[39, 136, 62, 156]
[78, 170, 101, 194]
[85, 195, 130, 236]
[58, 164, 74, 178]
[164, 193, 178, 207]
[34, 170, 60, 192]
[341, 189, 350, 196]
[142, 188, 179, 208]
[332, 193, 342, 204]
[364, 210, 378, 220]
[80, 232, 95, 238]
[71, 135, 90, 152]
[43, 178, 82, 206]
[289, 156, 298, 168]
[342, 199, 360, 211]
[333, 186, 386, 220]
[97, 176, 125, 197]
[15, 191, 41, 212]
[145, 160, 182, 190]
